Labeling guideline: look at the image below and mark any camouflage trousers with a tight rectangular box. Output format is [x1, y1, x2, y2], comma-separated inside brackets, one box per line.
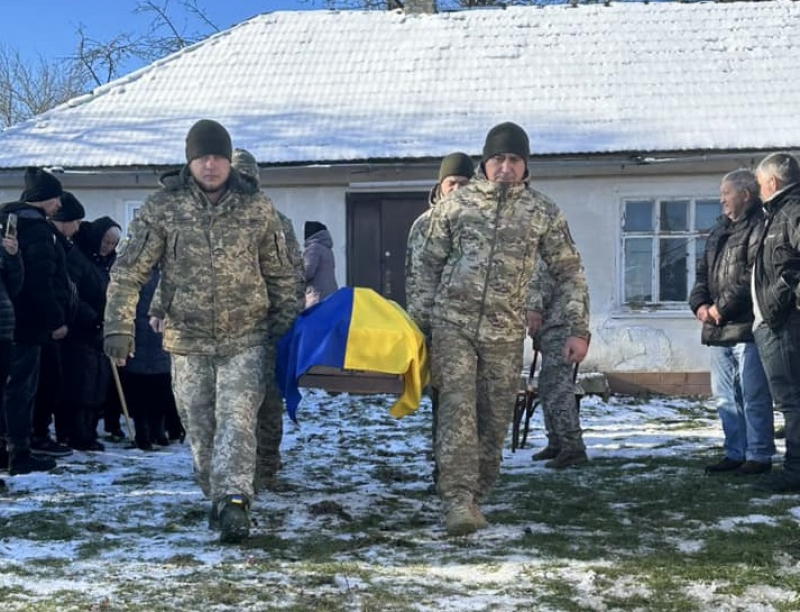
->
[431, 322, 522, 510]
[171, 345, 267, 506]
[537, 325, 585, 453]
[255, 343, 284, 491]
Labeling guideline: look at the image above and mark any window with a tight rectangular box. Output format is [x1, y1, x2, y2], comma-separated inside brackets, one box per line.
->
[621, 197, 719, 308]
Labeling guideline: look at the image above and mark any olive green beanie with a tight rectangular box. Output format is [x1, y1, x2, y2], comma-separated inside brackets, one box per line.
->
[438, 152, 474, 182]
[482, 122, 530, 162]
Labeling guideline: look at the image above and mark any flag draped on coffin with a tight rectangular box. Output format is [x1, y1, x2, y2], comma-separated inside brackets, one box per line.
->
[276, 287, 430, 421]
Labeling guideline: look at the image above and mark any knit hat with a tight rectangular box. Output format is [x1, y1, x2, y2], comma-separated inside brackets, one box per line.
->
[438, 152, 474, 182]
[20, 167, 63, 203]
[231, 148, 259, 183]
[185, 119, 232, 162]
[304, 221, 327, 240]
[51, 191, 85, 222]
[482, 122, 530, 163]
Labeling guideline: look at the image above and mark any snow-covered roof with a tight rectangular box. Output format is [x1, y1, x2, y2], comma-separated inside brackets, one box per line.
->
[1, 1, 799, 169]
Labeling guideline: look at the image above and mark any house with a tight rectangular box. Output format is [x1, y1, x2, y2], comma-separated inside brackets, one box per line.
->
[1, 1, 799, 395]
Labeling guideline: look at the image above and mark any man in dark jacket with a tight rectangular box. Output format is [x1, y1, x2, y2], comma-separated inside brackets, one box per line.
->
[751, 152, 800, 493]
[689, 169, 774, 476]
[0, 167, 71, 475]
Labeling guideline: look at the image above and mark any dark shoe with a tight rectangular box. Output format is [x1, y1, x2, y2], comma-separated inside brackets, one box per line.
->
[9, 451, 56, 475]
[30, 436, 73, 458]
[219, 495, 250, 544]
[735, 461, 772, 476]
[753, 471, 800, 493]
[135, 438, 154, 451]
[155, 436, 170, 447]
[705, 457, 743, 473]
[545, 450, 589, 469]
[72, 439, 105, 452]
[0, 477, 6, 490]
[531, 446, 560, 461]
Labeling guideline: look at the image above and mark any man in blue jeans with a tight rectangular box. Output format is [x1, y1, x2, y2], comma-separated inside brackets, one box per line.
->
[689, 168, 774, 475]
[751, 152, 800, 493]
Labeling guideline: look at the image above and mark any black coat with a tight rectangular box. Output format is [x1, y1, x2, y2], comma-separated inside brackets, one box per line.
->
[0, 201, 71, 345]
[689, 203, 764, 345]
[61, 220, 118, 405]
[0, 247, 24, 343]
[753, 182, 800, 330]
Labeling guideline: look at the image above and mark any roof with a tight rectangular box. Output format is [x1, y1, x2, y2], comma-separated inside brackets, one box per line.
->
[1, 1, 798, 169]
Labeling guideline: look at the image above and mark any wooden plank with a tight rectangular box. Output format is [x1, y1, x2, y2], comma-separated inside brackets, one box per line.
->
[298, 365, 404, 394]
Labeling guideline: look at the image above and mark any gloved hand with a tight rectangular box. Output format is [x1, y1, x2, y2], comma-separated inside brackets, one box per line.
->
[104, 334, 134, 360]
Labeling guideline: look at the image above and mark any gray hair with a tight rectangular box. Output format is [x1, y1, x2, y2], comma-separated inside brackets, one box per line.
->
[756, 152, 800, 187]
[721, 168, 759, 203]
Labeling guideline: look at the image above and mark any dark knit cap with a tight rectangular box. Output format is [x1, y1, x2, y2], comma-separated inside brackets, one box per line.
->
[20, 167, 63, 203]
[51, 191, 85, 222]
[482, 122, 530, 162]
[438, 152, 474, 182]
[185, 119, 233, 162]
[304, 221, 327, 240]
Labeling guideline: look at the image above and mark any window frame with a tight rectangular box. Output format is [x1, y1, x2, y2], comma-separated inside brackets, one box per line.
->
[618, 195, 719, 312]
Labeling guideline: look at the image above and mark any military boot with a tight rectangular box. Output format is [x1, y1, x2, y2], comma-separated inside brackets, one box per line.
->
[545, 449, 589, 469]
[445, 503, 478, 536]
[218, 495, 250, 544]
[531, 446, 560, 461]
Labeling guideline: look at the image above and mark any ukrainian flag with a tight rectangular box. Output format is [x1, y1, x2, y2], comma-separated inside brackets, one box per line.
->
[276, 287, 429, 421]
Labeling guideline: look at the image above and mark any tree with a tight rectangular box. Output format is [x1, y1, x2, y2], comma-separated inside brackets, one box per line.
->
[1, 0, 221, 128]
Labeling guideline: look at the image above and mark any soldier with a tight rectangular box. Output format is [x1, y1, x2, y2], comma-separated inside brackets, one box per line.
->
[408, 122, 590, 536]
[405, 151, 474, 487]
[529, 258, 589, 468]
[230, 147, 305, 492]
[103, 120, 299, 544]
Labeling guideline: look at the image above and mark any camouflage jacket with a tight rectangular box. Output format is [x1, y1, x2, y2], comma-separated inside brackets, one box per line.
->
[105, 167, 299, 356]
[277, 210, 306, 308]
[406, 177, 590, 342]
[405, 183, 440, 311]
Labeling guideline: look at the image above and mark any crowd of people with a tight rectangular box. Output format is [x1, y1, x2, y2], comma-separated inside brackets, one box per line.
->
[2, 117, 798, 544]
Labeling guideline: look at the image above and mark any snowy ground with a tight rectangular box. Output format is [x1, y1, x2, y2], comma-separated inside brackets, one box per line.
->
[0, 389, 798, 612]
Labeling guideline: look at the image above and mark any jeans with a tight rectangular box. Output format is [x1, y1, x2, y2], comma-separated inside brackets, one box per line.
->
[0, 343, 41, 454]
[754, 312, 800, 474]
[709, 341, 775, 463]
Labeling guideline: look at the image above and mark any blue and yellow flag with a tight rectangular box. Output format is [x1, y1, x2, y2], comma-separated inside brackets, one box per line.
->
[276, 287, 429, 421]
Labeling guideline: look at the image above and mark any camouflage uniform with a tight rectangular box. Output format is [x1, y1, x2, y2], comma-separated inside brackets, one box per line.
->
[105, 167, 299, 508]
[407, 172, 590, 516]
[530, 258, 586, 455]
[229, 148, 306, 492]
[255, 211, 305, 491]
[405, 183, 443, 484]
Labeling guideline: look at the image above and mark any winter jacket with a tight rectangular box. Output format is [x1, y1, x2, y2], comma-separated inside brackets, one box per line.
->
[67, 219, 118, 348]
[124, 269, 171, 376]
[0, 244, 23, 343]
[303, 229, 338, 308]
[278, 211, 306, 309]
[105, 166, 299, 356]
[407, 172, 590, 342]
[0, 201, 71, 345]
[753, 182, 800, 330]
[405, 183, 441, 315]
[688, 203, 764, 345]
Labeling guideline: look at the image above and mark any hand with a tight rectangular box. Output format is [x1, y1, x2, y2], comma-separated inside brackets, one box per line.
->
[696, 304, 710, 323]
[562, 336, 589, 364]
[526, 310, 543, 338]
[51, 325, 68, 340]
[149, 317, 165, 333]
[708, 305, 722, 325]
[104, 334, 134, 366]
[2, 236, 18, 256]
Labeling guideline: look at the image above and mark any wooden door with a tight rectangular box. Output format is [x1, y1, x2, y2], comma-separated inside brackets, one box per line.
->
[347, 192, 428, 308]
